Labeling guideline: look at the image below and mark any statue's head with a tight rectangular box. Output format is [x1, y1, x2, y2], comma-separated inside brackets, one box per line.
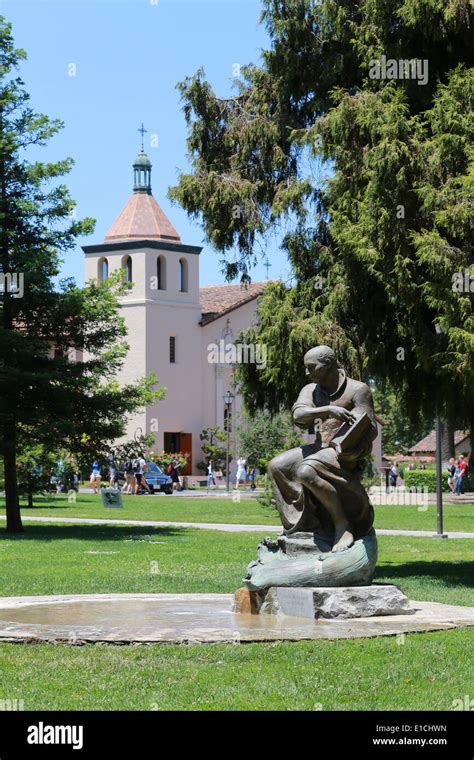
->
[304, 345, 337, 384]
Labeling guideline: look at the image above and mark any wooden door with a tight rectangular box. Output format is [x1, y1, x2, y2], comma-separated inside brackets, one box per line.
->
[180, 433, 192, 475]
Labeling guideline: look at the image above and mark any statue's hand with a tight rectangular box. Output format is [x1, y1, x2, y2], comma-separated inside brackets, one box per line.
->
[330, 406, 355, 423]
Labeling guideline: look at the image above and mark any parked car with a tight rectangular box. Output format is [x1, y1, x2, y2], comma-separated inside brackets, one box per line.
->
[115, 461, 173, 495]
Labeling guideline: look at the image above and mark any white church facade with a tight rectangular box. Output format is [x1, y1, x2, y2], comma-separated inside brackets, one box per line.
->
[83, 146, 266, 475]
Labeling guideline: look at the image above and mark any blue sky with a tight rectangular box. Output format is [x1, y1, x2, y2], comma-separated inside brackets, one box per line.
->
[4, 0, 290, 286]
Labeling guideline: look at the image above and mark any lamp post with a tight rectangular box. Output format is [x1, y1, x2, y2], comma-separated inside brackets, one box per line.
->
[223, 390, 235, 492]
[433, 324, 448, 539]
[433, 416, 447, 538]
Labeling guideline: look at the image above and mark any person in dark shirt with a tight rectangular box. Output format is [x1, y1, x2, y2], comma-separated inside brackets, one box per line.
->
[447, 458, 456, 493]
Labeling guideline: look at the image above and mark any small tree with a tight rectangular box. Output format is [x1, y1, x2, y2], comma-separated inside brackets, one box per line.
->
[197, 426, 228, 474]
[149, 451, 189, 473]
[238, 410, 304, 472]
[371, 382, 434, 455]
[16, 445, 57, 507]
[110, 434, 156, 468]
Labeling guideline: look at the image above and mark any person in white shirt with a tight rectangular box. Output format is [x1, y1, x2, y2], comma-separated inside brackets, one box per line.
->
[134, 456, 151, 495]
[207, 459, 215, 491]
[236, 456, 247, 489]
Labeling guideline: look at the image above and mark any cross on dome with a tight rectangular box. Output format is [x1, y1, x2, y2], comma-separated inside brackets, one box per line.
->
[138, 123, 147, 151]
[133, 125, 152, 194]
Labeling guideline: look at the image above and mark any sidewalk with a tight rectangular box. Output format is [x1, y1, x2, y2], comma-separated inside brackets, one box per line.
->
[80, 487, 263, 499]
[369, 489, 474, 505]
[1, 514, 472, 538]
[80, 486, 474, 504]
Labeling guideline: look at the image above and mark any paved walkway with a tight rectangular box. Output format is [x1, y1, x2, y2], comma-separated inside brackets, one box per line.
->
[1, 514, 472, 538]
[80, 487, 474, 503]
[81, 487, 264, 499]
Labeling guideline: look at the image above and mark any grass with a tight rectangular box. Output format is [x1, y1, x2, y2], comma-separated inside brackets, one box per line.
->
[374, 502, 474, 533]
[1, 492, 473, 533]
[0, 521, 472, 710]
[0, 523, 472, 604]
[0, 630, 472, 711]
[0, 492, 278, 525]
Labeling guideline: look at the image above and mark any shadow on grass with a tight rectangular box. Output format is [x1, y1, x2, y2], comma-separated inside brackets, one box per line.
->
[0, 524, 187, 543]
[376, 561, 474, 589]
[0, 494, 178, 511]
[0, 496, 92, 511]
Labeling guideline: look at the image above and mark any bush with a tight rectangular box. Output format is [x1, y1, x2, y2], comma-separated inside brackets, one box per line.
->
[256, 474, 277, 512]
[148, 451, 188, 472]
[404, 469, 450, 493]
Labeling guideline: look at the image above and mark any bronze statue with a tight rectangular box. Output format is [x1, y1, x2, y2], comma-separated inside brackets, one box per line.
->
[244, 345, 379, 590]
[268, 345, 377, 552]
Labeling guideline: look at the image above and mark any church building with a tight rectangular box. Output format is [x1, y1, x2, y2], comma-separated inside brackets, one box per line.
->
[83, 145, 266, 475]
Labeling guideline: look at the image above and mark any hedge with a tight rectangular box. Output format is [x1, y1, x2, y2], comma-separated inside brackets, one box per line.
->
[403, 469, 451, 493]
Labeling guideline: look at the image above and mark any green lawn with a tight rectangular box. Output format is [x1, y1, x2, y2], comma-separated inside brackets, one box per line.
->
[1, 492, 278, 525]
[0, 522, 472, 710]
[0, 522, 472, 604]
[1, 492, 473, 533]
[0, 630, 472, 711]
[375, 502, 474, 533]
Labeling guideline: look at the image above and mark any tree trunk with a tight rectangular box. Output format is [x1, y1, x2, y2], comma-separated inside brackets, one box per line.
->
[4, 422, 23, 533]
[0, 122, 22, 533]
[440, 420, 455, 462]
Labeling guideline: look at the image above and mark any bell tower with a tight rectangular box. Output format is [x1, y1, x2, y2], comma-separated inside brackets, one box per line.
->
[83, 128, 203, 471]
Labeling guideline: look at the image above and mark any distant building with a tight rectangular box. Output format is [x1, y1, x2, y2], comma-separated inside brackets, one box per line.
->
[83, 144, 266, 474]
[408, 430, 471, 462]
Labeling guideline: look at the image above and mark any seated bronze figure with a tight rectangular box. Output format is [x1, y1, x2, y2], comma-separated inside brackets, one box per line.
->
[267, 345, 377, 552]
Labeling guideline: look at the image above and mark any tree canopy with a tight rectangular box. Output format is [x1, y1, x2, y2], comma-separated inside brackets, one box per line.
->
[170, 0, 473, 438]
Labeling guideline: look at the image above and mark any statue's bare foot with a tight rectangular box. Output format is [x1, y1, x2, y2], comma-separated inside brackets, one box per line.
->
[332, 527, 354, 552]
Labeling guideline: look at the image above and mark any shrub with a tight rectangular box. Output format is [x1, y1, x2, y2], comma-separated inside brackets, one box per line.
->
[404, 469, 450, 493]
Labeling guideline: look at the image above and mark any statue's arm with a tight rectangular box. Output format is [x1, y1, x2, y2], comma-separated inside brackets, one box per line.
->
[291, 384, 333, 429]
[292, 385, 317, 428]
[293, 404, 333, 428]
[352, 383, 378, 440]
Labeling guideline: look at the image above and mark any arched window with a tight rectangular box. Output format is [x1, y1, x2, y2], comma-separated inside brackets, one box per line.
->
[122, 255, 132, 288]
[157, 256, 167, 290]
[98, 257, 108, 282]
[179, 258, 188, 293]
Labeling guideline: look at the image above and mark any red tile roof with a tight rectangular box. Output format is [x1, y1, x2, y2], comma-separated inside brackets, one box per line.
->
[104, 193, 181, 243]
[200, 282, 267, 324]
[408, 430, 469, 453]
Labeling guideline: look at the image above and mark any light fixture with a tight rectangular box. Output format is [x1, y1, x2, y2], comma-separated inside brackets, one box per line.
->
[223, 390, 235, 406]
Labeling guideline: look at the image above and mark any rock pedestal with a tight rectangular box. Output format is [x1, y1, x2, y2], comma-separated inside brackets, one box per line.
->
[234, 584, 414, 620]
[244, 530, 378, 591]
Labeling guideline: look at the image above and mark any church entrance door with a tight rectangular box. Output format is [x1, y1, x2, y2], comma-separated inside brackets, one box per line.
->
[164, 432, 192, 476]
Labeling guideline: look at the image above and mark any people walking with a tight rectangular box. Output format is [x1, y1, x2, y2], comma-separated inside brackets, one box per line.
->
[134, 455, 152, 495]
[447, 457, 456, 493]
[122, 457, 136, 494]
[90, 460, 102, 494]
[108, 451, 117, 488]
[236, 456, 247, 489]
[389, 462, 400, 488]
[206, 459, 215, 491]
[248, 465, 256, 490]
[169, 458, 182, 491]
[454, 455, 468, 495]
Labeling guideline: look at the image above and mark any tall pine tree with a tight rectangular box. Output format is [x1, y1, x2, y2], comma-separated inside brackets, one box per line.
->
[170, 0, 473, 440]
[0, 18, 162, 532]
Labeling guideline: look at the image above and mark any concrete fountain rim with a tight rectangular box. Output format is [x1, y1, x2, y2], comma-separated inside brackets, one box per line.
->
[0, 592, 471, 645]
